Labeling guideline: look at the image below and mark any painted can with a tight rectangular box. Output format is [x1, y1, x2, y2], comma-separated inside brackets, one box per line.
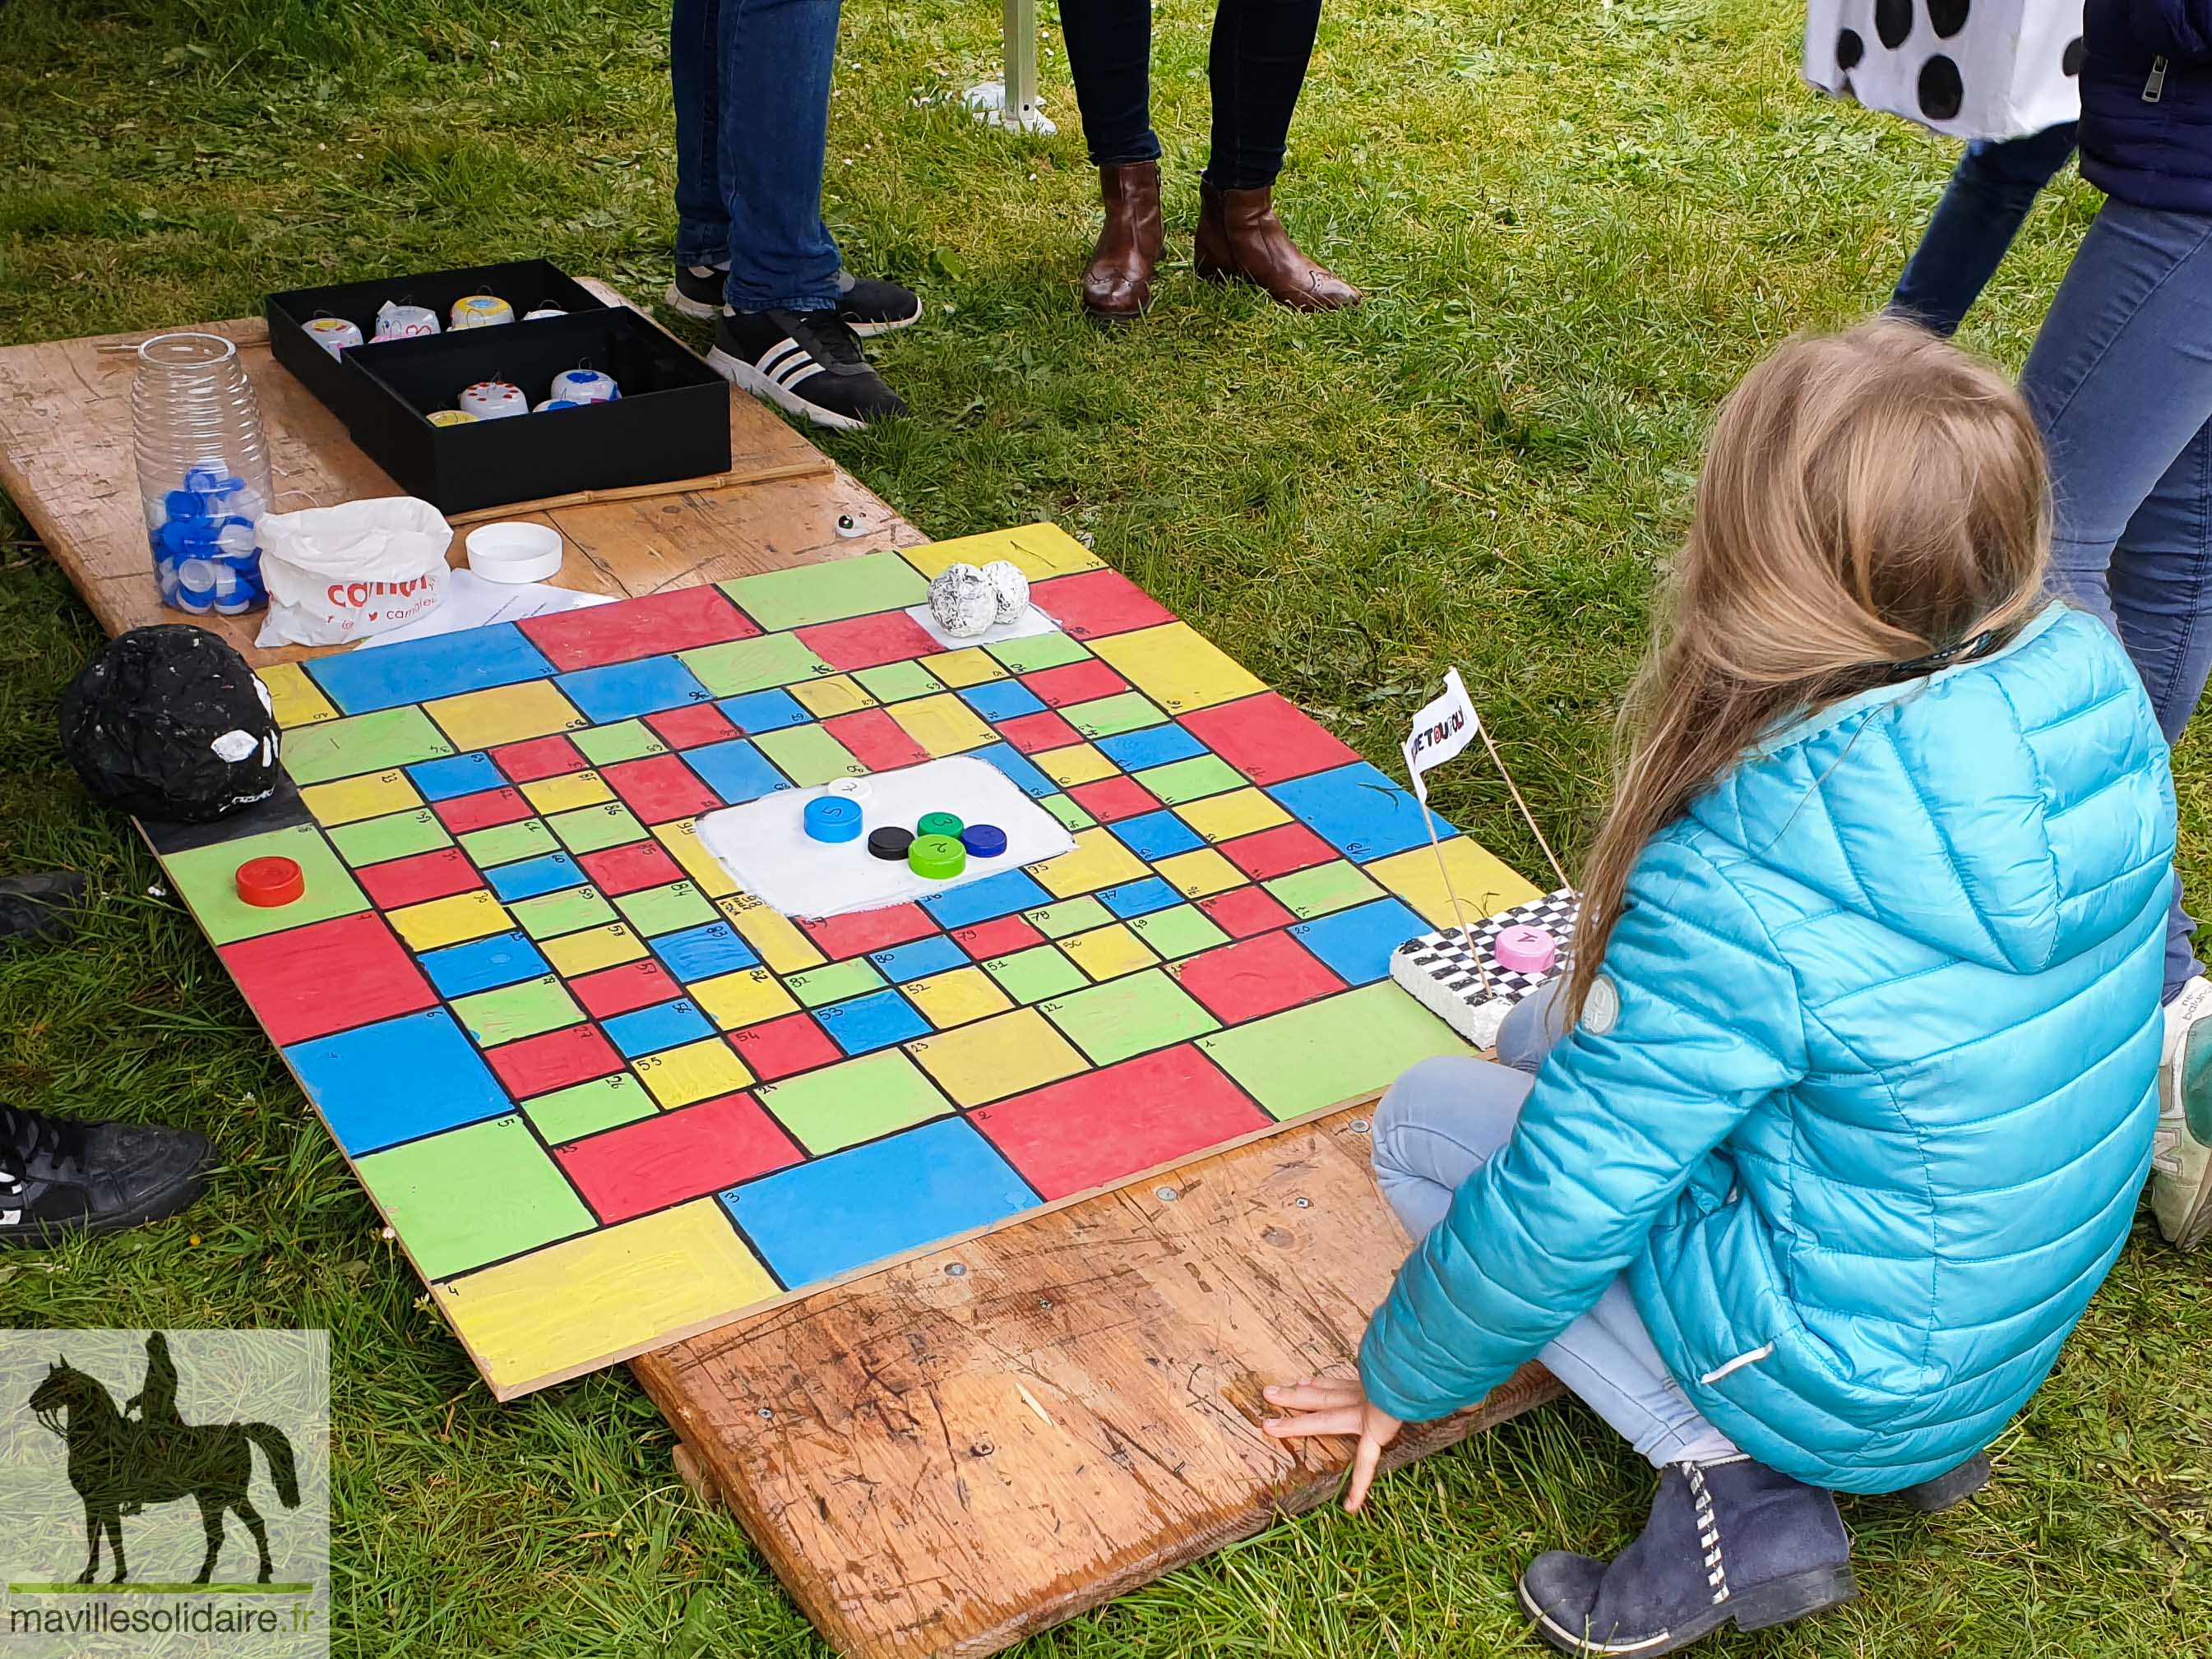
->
[550, 368, 620, 405]
[303, 316, 364, 358]
[427, 409, 479, 427]
[458, 380, 529, 421]
[531, 398, 583, 414]
[523, 307, 567, 321]
[449, 294, 515, 330]
[373, 301, 439, 341]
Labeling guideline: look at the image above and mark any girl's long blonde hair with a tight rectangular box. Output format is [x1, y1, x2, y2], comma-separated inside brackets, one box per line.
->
[1565, 319, 2054, 1020]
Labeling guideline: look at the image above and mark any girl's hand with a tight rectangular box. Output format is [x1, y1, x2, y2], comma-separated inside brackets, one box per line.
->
[1261, 1377, 1405, 1513]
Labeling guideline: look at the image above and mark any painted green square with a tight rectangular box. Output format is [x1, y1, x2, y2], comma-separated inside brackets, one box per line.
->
[614, 880, 716, 937]
[853, 659, 945, 703]
[547, 802, 648, 854]
[1198, 982, 1468, 1121]
[786, 958, 885, 1008]
[354, 1116, 594, 1279]
[327, 807, 452, 867]
[1039, 794, 1095, 832]
[522, 1074, 658, 1144]
[719, 550, 931, 631]
[678, 632, 836, 697]
[1066, 691, 1166, 740]
[754, 723, 866, 787]
[283, 706, 455, 786]
[1022, 897, 1112, 939]
[1133, 754, 1245, 806]
[573, 719, 669, 766]
[450, 974, 585, 1047]
[1040, 968, 1219, 1066]
[1266, 861, 1383, 919]
[988, 631, 1090, 672]
[509, 884, 618, 940]
[983, 945, 1087, 1005]
[460, 818, 557, 868]
[159, 824, 368, 946]
[755, 1050, 952, 1154]
[1127, 903, 1231, 959]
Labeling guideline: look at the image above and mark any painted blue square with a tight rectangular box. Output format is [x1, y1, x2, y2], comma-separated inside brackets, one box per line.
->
[969, 742, 1054, 800]
[958, 680, 1046, 723]
[866, 935, 969, 984]
[721, 1116, 1035, 1285]
[1095, 723, 1206, 772]
[484, 851, 586, 902]
[686, 737, 794, 806]
[1098, 876, 1182, 918]
[603, 998, 715, 1058]
[303, 623, 553, 714]
[651, 920, 760, 982]
[919, 868, 1051, 929]
[815, 989, 932, 1055]
[285, 1008, 512, 1155]
[1290, 897, 1430, 985]
[407, 752, 505, 802]
[1110, 809, 1205, 862]
[555, 656, 715, 724]
[417, 930, 550, 998]
[1267, 761, 1454, 863]
[715, 688, 810, 735]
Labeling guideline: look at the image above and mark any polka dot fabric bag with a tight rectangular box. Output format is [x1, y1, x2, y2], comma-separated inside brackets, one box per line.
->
[1803, 0, 2081, 141]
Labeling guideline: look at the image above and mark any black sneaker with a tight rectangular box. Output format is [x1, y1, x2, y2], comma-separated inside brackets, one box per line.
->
[709, 308, 909, 432]
[0, 1103, 212, 1245]
[0, 871, 86, 948]
[667, 262, 728, 322]
[669, 263, 922, 336]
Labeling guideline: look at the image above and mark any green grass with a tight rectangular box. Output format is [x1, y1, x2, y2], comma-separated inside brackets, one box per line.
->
[4, 0, 2210, 1653]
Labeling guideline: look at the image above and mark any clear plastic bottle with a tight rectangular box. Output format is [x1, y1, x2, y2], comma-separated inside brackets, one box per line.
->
[132, 332, 272, 617]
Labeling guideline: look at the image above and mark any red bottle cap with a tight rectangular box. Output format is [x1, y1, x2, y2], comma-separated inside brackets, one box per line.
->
[235, 855, 305, 908]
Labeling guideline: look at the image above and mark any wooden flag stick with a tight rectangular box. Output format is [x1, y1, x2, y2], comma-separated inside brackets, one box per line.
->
[1417, 793, 1498, 994]
[1478, 721, 1571, 892]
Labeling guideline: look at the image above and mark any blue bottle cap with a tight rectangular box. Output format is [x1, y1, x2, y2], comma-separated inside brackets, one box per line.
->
[960, 823, 1007, 858]
[803, 795, 863, 843]
[164, 489, 209, 520]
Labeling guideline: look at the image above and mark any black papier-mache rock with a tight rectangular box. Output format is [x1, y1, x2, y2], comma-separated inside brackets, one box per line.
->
[59, 626, 280, 823]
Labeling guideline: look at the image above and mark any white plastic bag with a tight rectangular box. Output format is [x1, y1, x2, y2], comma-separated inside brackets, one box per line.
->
[1803, 0, 2080, 142]
[254, 497, 453, 648]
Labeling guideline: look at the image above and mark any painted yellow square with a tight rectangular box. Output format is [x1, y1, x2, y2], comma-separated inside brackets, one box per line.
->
[1029, 827, 1152, 898]
[540, 922, 649, 977]
[1088, 622, 1266, 714]
[1034, 743, 1118, 787]
[689, 965, 801, 1030]
[301, 769, 422, 828]
[1155, 848, 1245, 899]
[425, 679, 585, 752]
[388, 889, 512, 951]
[653, 818, 738, 899]
[258, 662, 338, 728]
[898, 522, 1104, 582]
[633, 1037, 756, 1109]
[716, 894, 826, 973]
[1061, 922, 1158, 982]
[906, 1007, 1087, 1107]
[789, 674, 878, 718]
[1366, 839, 1543, 930]
[1175, 787, 1292, 845]
[889, 693, 998, 757]
[903, 966, 1014, 1030]
[522, 769, 614, 814]
[919, 649, 1008, 689]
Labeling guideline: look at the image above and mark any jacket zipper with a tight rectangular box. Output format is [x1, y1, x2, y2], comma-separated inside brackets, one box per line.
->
[2146, 57, 2168, 103]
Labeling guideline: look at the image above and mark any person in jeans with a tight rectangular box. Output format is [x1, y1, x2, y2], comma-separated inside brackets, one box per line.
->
[1890, 122, 2079, 336]
[667, 0, 919, 429]
[1062, 0, 1361, 321]
[2020, 0, 2212, 1251]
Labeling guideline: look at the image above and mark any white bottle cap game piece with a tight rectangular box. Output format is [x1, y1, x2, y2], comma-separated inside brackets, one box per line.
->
[465, 521, 566, 584]
[449, 294, 515, 329]
[373, 301, 440, 341]
[303, 316, 364, 358]
[458, 380, 529, 420]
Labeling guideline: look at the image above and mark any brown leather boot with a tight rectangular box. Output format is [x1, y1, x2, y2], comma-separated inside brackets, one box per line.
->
[1081, 161, 1165, 323]
[1192, 181, 1362, 312]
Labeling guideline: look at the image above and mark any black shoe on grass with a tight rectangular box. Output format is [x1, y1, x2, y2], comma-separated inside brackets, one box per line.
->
[0, 871, 86, 949]
[669, 264, 921, 337]
[667, 262, 728, 322]
[0, 1103, 211, 1246]
[708, 308, 908, 432]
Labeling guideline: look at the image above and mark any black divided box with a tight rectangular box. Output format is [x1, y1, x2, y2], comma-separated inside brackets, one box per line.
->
[265, 260, 729, 517]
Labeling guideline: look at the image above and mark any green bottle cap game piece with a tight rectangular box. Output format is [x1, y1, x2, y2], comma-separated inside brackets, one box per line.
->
[917, 811, 964, 839]
[907, 834, 966, 880]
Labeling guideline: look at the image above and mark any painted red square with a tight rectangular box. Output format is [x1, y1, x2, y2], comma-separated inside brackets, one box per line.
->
[554, 1091, 800, 1222]
[1021, 659, 1130, 709]
[491, 733, 588, 784]
[484, 1023, 622, 1098]
[971, 1045, 1269, 1200]
[798, 903, 939, 959]
[576, 839, 686, 897]
[822, 707, 931, 772]
[599, 753, 721, 824]
[726, 1013, 843, 1081]
[1169, 931, 1345, 1024]
[1178, 692, 1361, 786]
[996, 709, 1081, 754]
[568, 959, 681, 1019]
[1219, 821, 1338, 881]
[220, 913, 436, 1047]
[1198, 885, 1296, 939]
[951, 915, 1045, 959]
[1029, 569, 1176, 640]
[798, 610, 941, 672]
[433, 787, 534, 834]
[354, 847, 485, 910]
[645, 702, 740, 750]
[519, 585, 759, 672]
[1067, 774, 1159, 824]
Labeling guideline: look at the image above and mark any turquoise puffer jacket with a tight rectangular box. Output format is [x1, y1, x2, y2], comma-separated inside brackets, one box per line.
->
[1359, 603, 2175, 1491]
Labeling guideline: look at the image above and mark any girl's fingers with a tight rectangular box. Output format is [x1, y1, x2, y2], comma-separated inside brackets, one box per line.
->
[1261, 1405, 1365, 1439]
[1344, 1430, 1385, 1513]
[1262, 1380, 1361, 1411]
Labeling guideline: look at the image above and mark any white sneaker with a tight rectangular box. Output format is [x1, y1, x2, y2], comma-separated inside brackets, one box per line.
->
[2154, 975, 2212, 1250]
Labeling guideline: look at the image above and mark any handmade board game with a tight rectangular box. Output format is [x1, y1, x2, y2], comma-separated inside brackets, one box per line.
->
[155, 523, 1539, 1398]
[1391, 890, 1580, 1048]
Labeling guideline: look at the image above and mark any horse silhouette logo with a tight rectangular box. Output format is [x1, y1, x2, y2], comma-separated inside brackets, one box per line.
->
[25, 1332, 300, 1585]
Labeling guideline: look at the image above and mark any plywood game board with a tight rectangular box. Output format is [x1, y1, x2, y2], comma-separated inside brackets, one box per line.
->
[150, 520, 1539, 1398]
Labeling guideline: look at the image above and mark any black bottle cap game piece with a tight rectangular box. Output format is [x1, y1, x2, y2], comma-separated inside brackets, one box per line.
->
[868, 825, 914, 861]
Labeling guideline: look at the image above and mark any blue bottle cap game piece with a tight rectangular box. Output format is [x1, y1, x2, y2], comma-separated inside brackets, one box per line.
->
[803, 795, 863, 843]
[960, 824, 1007, 858]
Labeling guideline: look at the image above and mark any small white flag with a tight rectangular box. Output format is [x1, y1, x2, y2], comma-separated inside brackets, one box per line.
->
[1402, 669, 1481, 803]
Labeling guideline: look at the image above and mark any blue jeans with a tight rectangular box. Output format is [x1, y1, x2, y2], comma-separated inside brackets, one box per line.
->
[1370, 983, 1738, 1468]
[1891, 122, 2077, 338]
[2022, 200, 2212, 1004]
[670, 0, 842, 312]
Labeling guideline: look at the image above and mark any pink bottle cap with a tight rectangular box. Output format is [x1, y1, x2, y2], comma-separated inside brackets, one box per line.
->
[1492, 924, 1557, 976]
